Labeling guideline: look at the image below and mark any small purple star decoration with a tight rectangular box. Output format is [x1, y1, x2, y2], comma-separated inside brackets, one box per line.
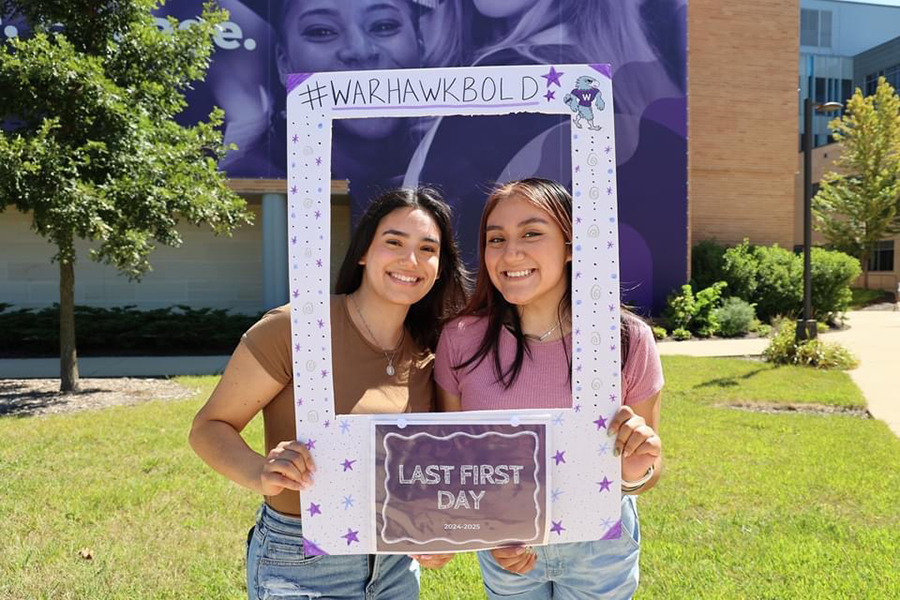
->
[575, 272, 582, 279]
[542, 66, 564, 87]
[342, 528, 360, 546]
[339, 420, 350, 434]
[317, 319, 325, 328]
[291, 236, 297, 245]
[574, 404, 582, 413]
[609, 393, 617, 402]
[342, 495, 355, 509]
[307, 502, 321, 517]
[323, 420, 330, 428]
[315, 157, 322, 166]
[292, 134, 299, 143]
[314, 210, 322, 219]
[609, 344, 617, 352]
[290, 185, 298, 195]
[544, 89, 555, 102]
[551, 488, 562, 502]
[597, 476, 613, 492]
[553, 450, 566, 465]
[292, 289, 300, 298]
[575, 165, 581, 173]
[608, 304, 616, 312]
[551, 520, 565, 535]
[605, 146, 612, 154]
[607, 187, 613, 195]
[321, 369, 329, 378]
[341, 459, 356, 472]
[593, 415, 608, 430]
[305, 439, 316, 450]
[294, 343, 301, 352]
[296, 397, 303, 407]
[575, 364, 583, 372]
[316, 259, 323, 268]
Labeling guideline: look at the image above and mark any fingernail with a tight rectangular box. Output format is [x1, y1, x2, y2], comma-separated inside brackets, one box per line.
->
[613, 446, 621, 457]
[607, 428, 617, 438]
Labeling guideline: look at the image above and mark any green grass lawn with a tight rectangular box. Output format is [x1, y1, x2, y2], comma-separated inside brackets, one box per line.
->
[1, 357, 898, 599]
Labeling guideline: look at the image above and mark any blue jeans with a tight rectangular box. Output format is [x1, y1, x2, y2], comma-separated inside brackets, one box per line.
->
[246, 504, 421, 600]
[478, 495, 641, 599]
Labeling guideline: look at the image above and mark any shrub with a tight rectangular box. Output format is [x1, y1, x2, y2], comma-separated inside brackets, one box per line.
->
[671, 327, 691, 341]
[664, 282, 727, 337]
[692, 282, 728, 337]
[752, 245, 803, 321]
[754, 323, 773, 337]
[810, 248, 862, 323]
[651, 326, 668, 340]
[713, 297, 757, 337]
[0, 304, 261, 357]
[720, 240, 759, 301]
[690, 239, 727, 291]
[762, 321, 858, 370]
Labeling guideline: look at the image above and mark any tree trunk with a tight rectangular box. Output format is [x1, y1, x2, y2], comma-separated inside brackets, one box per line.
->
[60, 258, 80, 393]
[861, 252, 870, 290]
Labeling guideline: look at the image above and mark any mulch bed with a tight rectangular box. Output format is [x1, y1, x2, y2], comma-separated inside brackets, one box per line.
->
[0, 378, 197, 418]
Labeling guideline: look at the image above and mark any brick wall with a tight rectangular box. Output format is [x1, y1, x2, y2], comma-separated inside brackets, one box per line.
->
[689, 0, 800, 256]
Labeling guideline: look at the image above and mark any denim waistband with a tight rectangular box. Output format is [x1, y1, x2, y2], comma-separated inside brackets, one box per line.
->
[257, 503, 305, 536]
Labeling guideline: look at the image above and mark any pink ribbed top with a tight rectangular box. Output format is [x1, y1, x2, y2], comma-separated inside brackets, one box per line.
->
[434, 314, 664, 411]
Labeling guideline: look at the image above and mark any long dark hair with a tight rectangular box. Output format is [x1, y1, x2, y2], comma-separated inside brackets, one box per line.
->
[334, 187, 469, 351]
[455, 178, 633, 388]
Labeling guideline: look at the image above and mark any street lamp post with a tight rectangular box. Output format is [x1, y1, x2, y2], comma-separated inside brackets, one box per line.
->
[797, 98, 843, 342]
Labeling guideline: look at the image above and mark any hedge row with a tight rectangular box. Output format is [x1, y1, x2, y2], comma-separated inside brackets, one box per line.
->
[0, 304, 261, 357]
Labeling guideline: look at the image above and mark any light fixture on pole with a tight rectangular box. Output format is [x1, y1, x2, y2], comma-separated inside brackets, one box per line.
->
[797, 98, 843, 342]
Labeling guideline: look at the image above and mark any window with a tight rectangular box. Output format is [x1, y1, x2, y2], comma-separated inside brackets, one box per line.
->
[868, 240, 895, 272]
[865, 65, 900, 96]
[801, 9, 833, 47]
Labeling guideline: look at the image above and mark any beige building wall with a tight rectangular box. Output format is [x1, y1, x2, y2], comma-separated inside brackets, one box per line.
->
[0, 201, 265, 314]
[689, 0, 800, 254]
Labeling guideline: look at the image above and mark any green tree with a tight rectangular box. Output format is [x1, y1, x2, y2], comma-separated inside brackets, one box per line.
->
[0, 1, 252, 391]
[813, 76, 900, 289]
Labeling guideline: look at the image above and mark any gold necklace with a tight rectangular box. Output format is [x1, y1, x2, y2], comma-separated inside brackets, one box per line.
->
[349, 293, 403, 377]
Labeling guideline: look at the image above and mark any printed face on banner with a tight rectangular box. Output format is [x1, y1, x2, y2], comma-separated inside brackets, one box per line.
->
[374, 422, 549, 554]
[287, 64, 624, 556]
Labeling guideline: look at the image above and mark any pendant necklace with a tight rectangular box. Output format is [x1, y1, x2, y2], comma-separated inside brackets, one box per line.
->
[525, 323, 559, 342]
[349, 293, 403, 376]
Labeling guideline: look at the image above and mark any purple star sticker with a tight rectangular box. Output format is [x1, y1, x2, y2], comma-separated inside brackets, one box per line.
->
[294, 343, 301, 352]
[542, 66, 564, 87]
[551, 488, 562, 502]
[316, 259, 323, 267]
[296, 397, 303, 407]
[292, 290, 300, 298]
[315, 157, 322, 166]
[544, 89, 555, 101]
[609, 393, 617, 402]
[607, 241, 614, 249]
[605, 146, 612, 154]
[305, 439, 316, 450]
[291, 236, 297, 245]
[597, 476, 613, 492]
[574, 404, 582, 413]
[593, 415, 608, 430]
[575, 272, 582, 279]
[292, 134, 299, 143]
[342, 528, 360, 545]
[575, 364, 583, 372]
[321, 369, 329, 378]
[608, 304, 616, 312]
[553, 450, 566, 465]
[610, 344, 617, 352]
[341, 459, 356, 472]
[575, 217, 582, 224]
[314, 210, 322, 219]
[290, 185, 298, 195]
[307, 502, 321, 517]
[575, 165, 581, 173]
[323, 420, 330, 428]
[342, 495, 355, 509]
[607, 187, 613, 195]
[551, 520, 565, 535]
[317, 319, 325, 328]
[339, 420, 350, 434]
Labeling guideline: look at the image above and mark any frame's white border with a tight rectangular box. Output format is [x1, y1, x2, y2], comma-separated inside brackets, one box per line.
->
[287, 64, 623, 555]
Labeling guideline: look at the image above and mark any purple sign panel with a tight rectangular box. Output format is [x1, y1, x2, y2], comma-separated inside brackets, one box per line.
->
[374, 423, 549, 553]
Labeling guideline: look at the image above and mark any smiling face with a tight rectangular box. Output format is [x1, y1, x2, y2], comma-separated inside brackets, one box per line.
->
[483, 195, 571, 313]
[358, 207, 441, 307]
[277, 0, 419, 139]
[471, 0, 537, 19]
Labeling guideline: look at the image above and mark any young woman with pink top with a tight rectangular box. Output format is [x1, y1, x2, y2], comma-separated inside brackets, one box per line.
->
[434, 178, 664, 599]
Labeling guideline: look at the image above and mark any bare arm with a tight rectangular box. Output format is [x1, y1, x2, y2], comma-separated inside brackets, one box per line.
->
[436, 385, 462, 412]
[189, 342, 315, 495]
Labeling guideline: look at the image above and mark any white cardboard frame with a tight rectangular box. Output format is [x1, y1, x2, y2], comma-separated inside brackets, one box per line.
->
[287, 64, 622, 555]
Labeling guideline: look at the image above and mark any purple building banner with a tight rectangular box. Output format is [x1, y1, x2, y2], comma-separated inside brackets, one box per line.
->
[288, 64, 625, 555]
[374, 422, 549, 553]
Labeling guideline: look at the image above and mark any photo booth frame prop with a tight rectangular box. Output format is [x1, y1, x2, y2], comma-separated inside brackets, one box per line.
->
[287, 64, 623, 555]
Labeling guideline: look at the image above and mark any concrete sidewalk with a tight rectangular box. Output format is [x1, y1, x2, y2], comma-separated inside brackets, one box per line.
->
[658, 310, 900, 437]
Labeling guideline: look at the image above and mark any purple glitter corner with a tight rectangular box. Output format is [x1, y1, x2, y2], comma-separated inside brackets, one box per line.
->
[590, 64, 612, 79]
[287, 73, 314, 94]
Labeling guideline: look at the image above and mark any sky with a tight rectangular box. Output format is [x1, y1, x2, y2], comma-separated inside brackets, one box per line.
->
[836, 0, 900, 6]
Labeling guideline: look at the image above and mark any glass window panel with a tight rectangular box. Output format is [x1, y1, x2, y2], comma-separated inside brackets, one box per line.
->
[820, 11, 832, 47]
[801, 9, 819, 46]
